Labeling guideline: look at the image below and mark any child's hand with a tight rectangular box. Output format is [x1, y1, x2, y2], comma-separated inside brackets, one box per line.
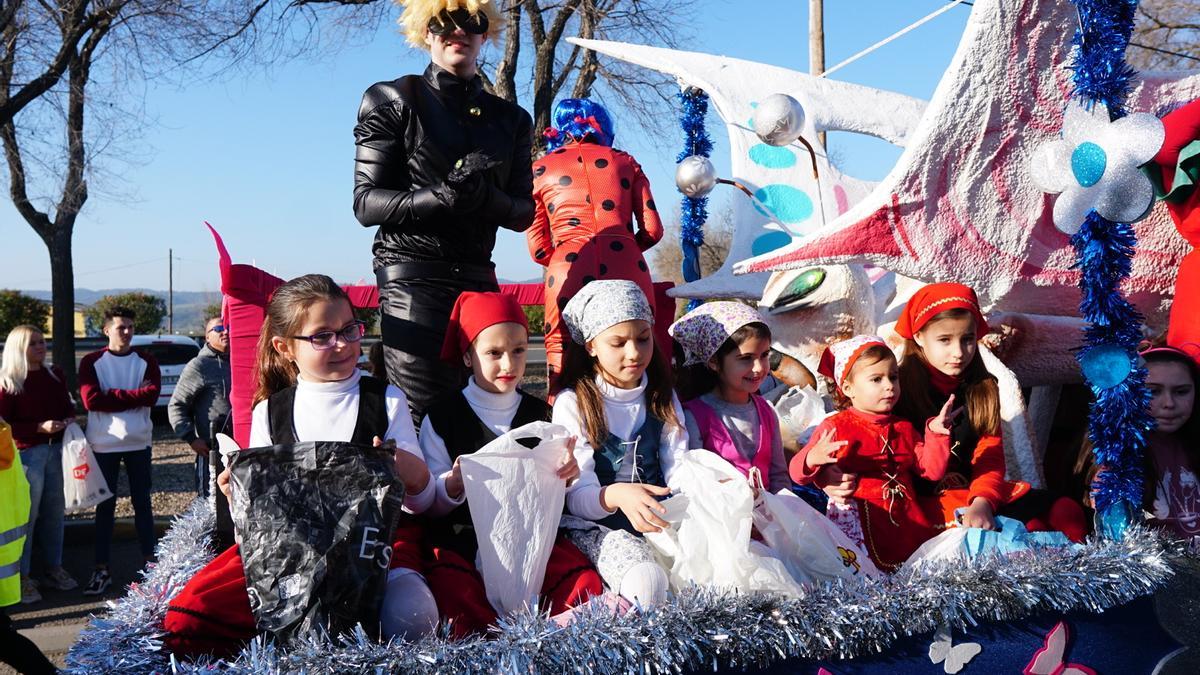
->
[817, 465, 858, 506]
[217, 466, 232, 500]
[601, 483, 672, 533]
[379, 436, 432, 496]
[960, 497, 997, 530]
[929, 394, 963, 436]
[37, 420, 67, 434]
[557, 437, 580, 486]
[445, 457, 464, 500]
[804, 429, 849, 471]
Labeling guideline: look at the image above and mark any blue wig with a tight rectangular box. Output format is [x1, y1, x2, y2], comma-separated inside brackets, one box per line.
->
[545, 98, 615, 151]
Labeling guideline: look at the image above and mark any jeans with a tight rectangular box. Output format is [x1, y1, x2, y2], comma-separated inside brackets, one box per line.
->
[93, 448, 156, 564]
[18, 442, 65, 575]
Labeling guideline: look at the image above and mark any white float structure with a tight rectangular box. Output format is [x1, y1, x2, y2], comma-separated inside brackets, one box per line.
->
[569, 37, 928, 301]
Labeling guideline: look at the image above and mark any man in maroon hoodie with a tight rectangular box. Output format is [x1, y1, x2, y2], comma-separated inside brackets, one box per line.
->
[78, 306, 160, 596]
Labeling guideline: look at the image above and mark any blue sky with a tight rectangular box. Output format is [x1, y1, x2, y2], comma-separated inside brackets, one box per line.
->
[1, 0, 970, 294]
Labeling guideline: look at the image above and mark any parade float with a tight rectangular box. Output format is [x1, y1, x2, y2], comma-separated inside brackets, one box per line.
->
[66, 0, 1200, 672]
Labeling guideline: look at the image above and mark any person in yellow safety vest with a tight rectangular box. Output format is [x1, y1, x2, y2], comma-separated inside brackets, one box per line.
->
[0, 419, 55, 674]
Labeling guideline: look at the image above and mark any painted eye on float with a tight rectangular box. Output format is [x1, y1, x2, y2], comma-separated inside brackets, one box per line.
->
[773, 267, 826, 310]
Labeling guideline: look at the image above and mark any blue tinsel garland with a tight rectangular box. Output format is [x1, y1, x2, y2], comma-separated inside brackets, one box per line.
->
[1068, 1, 1155, 517]
[676, 89, 712, 308]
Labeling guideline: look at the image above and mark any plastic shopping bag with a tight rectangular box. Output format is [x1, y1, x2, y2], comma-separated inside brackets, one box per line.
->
[769, 385, 828, 449]
[643, 450, 803, 597]
[751, 475, 881, 584]
[61, 423, 111, 513]
[459, 421, 569, 616]
[906, 515, 1074, 568]
[228, 441, 403, 642]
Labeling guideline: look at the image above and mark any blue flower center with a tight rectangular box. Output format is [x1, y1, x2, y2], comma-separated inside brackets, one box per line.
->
[1071, 141, 1107, 187]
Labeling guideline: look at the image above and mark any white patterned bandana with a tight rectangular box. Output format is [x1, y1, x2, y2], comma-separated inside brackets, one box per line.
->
[669, 301, 765, 366]
[562, 279, 654, 344]
[818, 335, 890, 387]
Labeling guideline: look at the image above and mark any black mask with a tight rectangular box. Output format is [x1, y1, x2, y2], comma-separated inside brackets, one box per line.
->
[427, 9, 489, 37]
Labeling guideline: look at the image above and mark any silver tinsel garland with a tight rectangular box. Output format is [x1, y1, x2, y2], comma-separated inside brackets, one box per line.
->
[66, 499, 1183, 674]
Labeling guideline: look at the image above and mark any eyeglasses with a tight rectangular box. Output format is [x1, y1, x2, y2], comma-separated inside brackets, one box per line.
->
[427, 9, 488, 36]
[292, 321, 366, 351]
[208, 325, 226, 334]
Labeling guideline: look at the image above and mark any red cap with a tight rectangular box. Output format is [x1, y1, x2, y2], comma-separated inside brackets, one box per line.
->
[896, 282, 989, 339]
[440, 292, 529, 363]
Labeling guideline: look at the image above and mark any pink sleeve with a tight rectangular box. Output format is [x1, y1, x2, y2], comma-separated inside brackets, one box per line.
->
[914, 419, 951, 481]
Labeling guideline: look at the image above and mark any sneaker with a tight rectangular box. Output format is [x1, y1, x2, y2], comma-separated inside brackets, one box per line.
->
[20, 578, 42, 604]
[82, 569, 112, 596]
[43, 567, 79, 591]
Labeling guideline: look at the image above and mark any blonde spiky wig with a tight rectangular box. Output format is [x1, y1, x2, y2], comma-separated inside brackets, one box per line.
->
[397, 0, 504, 49]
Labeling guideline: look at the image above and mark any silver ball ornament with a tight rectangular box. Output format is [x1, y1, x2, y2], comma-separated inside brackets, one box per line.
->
[676, 155, 718, 198]
[753, 93, 806, 147]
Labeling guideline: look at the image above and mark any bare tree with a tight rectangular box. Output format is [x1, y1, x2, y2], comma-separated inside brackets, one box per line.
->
[283, 0, 691, 156]
[496, 0, 688, 154]
[0, 0, 110, 127]
[1, 0, 314, 385]
[648, 203, 735, 287]
[1131, 0, 1200, 71]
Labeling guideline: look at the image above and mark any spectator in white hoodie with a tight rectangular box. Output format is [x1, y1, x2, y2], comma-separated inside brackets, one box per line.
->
[78, 306, 160, 596]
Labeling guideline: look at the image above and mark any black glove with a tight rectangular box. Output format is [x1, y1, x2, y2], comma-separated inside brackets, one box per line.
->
[432, 151, 501, 213]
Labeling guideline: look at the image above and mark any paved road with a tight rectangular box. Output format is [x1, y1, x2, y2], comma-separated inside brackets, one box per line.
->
[6, 521, 169, 670]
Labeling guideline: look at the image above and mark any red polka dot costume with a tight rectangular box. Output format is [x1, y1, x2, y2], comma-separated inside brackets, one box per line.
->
[527, 140, 664, 385]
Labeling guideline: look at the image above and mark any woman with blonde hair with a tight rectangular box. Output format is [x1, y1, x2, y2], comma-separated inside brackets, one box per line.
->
[0, 325, 78, 603]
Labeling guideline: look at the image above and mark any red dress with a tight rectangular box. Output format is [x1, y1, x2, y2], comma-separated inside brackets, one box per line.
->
[527, 141, 664, 384]
[791, 407, 950, 571]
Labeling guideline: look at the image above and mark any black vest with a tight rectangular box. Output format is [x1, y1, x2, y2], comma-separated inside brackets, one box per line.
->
[425, 388, 550, 554]
[915, 384, 982, 496]
[266, 375, 389, 446]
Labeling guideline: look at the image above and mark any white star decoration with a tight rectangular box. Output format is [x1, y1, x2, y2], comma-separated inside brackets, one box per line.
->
[1030, 101, 1164, 235]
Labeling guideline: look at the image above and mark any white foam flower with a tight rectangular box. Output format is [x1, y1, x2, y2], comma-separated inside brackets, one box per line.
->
[1029, 101, 1164, 235]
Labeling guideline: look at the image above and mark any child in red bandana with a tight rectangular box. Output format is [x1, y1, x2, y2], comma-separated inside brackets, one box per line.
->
[892, 282, 1087, 542]
[790, 336, 956, 571]
[418, 291, 602, 637]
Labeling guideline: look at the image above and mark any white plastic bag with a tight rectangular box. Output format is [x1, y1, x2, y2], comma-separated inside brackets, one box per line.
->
[61, 422, 111, 513]
[643, 450, 803, 597]
[459, 420, 569, 616]
[906, 515, 1075, 569]
[770, 385, 827, 449]
[751, 473, 881, 584]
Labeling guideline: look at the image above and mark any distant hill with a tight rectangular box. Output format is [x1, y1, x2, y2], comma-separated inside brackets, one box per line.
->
[23, 288, 221, 335]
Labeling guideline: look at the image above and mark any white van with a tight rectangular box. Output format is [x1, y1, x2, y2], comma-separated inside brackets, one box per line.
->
[131, 335, 201, 407]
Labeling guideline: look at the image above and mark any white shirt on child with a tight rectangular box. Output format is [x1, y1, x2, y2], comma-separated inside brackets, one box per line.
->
[552, 374, 689, 521]
[248, 368, 435, 514]
[419, 377, 526, 516]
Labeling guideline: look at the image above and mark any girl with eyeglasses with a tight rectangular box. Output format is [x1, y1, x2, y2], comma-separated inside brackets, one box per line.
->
[164, 275, 438, 659]
[248, 274, 437, 640]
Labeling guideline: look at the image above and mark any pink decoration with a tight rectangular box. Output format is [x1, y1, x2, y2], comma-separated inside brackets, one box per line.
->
[1023, 621, 1097, 675]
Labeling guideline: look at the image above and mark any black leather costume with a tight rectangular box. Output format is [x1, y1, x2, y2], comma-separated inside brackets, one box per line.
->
[354, 63, 534, 420]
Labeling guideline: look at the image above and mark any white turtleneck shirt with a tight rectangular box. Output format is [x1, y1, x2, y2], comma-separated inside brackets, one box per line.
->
[419, 377, 534, 516]
[248, 368, 434, 514]
[552, 374, 689, 521]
